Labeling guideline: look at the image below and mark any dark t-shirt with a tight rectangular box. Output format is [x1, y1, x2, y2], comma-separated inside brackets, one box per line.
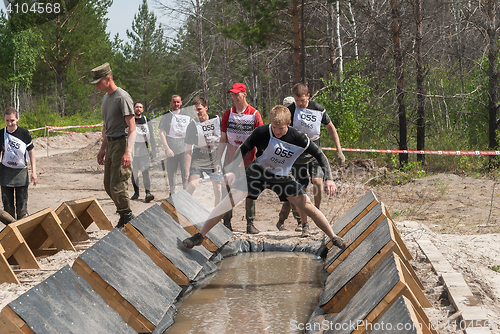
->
[289, 100, 331, 164]
[230, 125, 333, 182]
[159, 110, 191, 155]
[133, 116, 156, 158]
[0, 126, 34, 187]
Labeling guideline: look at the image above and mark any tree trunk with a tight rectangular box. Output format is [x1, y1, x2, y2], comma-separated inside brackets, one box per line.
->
[293, 0, 301, 83]
[415, 0, 425, 165]
[300, 0, 306, 83]
[336, 0, 343, 73]
[486, 0, 499, 168]
[327, 3, 337, 72]
[391, 0, 408, 166]
[196, 0, 209, 99]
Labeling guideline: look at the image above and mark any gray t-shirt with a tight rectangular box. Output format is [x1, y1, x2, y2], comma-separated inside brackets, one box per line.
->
[101, 87, 134, 137]
[159, 110, 190, 155]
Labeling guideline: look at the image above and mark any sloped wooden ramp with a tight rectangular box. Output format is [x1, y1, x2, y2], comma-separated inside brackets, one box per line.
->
[72, 229, 182, 333]
[0, 266, 135, 334]
[319, 217, 426, 314]
[123, 204, 213, 285]
[320, 253, 435, 334]
[161, 190, 233, 252]
[55, 197, 113, 243]
[325, 191, 379, 250]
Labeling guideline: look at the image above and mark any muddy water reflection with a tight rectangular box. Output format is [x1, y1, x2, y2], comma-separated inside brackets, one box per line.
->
[167, 252, 323, 334]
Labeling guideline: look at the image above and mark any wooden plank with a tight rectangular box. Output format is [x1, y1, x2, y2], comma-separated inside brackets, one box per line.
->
[128, 205, 211, 282]
[386, 221, 424, 290]
[0, 246, 19, 284]
[324, 253, 437, 334]
[56, 204, 77, 230]
[40, 211, 75, 251]
[389, 218, 413, 260]
[64, 218, 88, 243]
[418, 239, 489, 329]
[322, 241, 397, 313]
[59, 198, 94, 218]
[417, 239, 455, 274]
[368, 295, 437, 334]
[55, 205, 89, 243]
[160, 200, 188, 227]
[442, 272, 489, 327]
[0, 306, 25, 334]
[78, 229, 182, 328]
[325, 191, 379, 249]
[10, 266, 135, 334]
[163, 191, 233, 249]
[325, 206, 388, 273]
[320, 219, 427, 314]
[122, 224, 190, 285]
[72, 259, 149, 333]
[86, 200, 113, 230]
[161, 199, 218, 251]
[0, 228, 22, 259]
[335, 191, 379, 236]
[2, 228, 39, 270]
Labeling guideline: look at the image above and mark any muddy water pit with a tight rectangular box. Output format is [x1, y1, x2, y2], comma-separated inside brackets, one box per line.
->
[167, 252, 323, 333]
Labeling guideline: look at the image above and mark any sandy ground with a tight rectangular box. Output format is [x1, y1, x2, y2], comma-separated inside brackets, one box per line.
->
[1, 133, 500, 333]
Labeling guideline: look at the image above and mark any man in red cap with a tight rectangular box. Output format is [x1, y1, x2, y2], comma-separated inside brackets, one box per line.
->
[216, 83, 263, 233]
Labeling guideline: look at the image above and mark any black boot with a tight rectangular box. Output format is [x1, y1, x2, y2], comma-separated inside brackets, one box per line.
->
[183, 232, 204, 249]
[246, 220, 260, 234]
[223, 218, 233, 231]
[116, 212, 135, 229]
[144, 191, 154, 203]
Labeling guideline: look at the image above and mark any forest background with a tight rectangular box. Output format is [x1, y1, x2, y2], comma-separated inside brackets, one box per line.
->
[1, 0, 500, 173]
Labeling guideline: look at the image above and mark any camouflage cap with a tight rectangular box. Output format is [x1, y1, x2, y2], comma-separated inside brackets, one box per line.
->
[90, 62, 112, 84]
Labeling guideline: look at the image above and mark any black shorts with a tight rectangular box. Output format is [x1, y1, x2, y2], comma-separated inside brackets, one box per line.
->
[231, 163, 306, 202]
[292, 159, 324, 188]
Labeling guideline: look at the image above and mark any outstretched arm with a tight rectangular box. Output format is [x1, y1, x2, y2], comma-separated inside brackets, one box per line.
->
[28, 149, 37, 186]
[325, 122, 345, 164]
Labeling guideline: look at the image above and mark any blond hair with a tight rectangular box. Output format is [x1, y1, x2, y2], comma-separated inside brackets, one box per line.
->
[269, 105, 291, 125]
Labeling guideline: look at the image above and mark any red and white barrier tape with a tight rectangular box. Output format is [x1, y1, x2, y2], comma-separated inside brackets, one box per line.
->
[29, 124, 103, 132]
[323, 147, 500, 156]
[48, 124, 102, 130]
[48, 130, 101, 136]
[29, 124, 500, 156]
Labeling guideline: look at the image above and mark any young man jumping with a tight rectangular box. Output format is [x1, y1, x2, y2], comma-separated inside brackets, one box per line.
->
[183, 105, 348, 250]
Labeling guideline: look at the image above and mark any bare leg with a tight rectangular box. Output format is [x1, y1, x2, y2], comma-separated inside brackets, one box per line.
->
[186, 174, 201, 195]
[312, 177, 322, 209]
[287, 194, 337, 240]
[211, 179, 222, 207]
[199, 188, 248, 236]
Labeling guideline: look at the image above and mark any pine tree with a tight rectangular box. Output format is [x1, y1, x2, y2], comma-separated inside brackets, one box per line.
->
[119, 0, 169, 112]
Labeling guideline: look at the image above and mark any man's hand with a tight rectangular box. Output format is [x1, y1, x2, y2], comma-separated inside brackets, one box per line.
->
[31, 172, 38, 186]
[222, 172, 236, 187]
[214, 163, 222, 174]
[166, 148, 174, 158]
[323, 180, 337, 197]
[336, 151, 346, 165]
[121, 152, 132, 168]
[97, 148, 106, 165]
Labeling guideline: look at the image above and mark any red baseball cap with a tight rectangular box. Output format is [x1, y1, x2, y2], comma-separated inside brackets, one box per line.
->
[227, 83, 246, 93]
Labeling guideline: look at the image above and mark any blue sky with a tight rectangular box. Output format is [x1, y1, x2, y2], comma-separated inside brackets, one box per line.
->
[106, 0, 150, 42]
